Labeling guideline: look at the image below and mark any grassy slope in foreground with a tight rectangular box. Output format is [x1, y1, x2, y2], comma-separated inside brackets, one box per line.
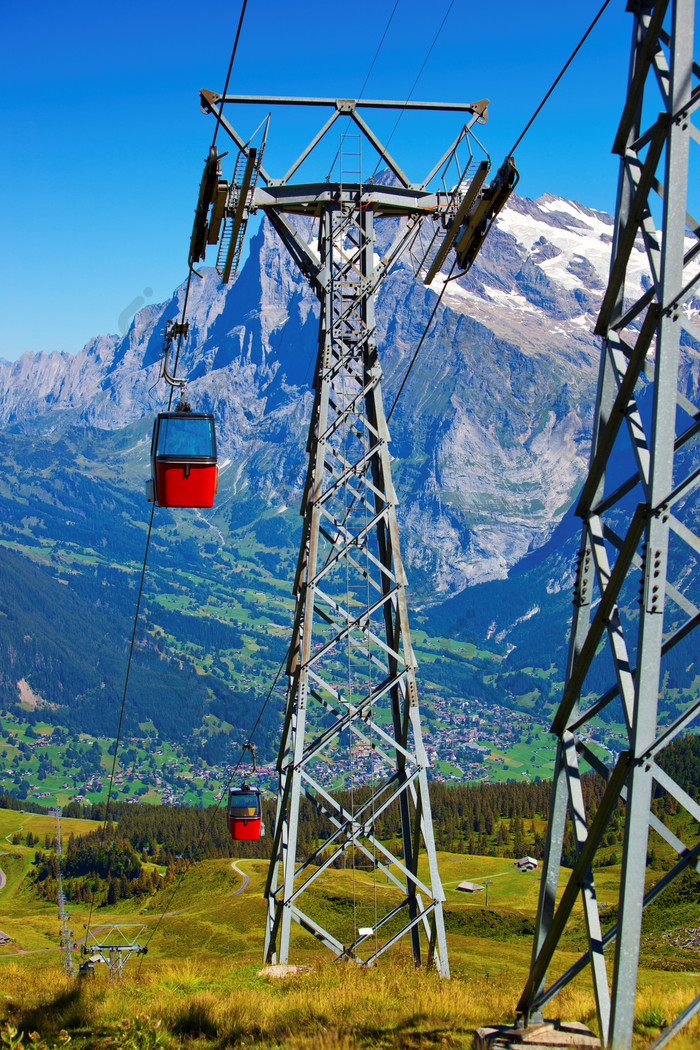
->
[0, 812, 697, 1048]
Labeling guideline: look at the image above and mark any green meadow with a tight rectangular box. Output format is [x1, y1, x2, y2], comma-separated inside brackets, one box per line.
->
[0, 808, 697, 1048]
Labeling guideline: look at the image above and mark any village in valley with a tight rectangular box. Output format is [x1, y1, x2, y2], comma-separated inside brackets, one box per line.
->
[0, 684, 619, 810]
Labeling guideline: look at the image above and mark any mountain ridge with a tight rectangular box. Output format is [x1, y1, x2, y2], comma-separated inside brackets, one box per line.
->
[0, 189, 627, 595]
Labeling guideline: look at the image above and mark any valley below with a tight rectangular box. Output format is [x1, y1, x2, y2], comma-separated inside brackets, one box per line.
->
[0, 187, 696, 806]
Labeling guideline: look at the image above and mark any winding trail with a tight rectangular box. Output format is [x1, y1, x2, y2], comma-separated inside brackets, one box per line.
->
[161, 859, 251, 916]
[230, 859, 250, 896]
[5, 824, 23, 844]
[0, 858, 255, 958]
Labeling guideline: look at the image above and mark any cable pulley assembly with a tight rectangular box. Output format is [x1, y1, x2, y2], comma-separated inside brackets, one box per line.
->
[424, 154, 518, 286]
[195, 93, 269, 283]
[189, 146, 230, 267]
[453, 155, 518, 272]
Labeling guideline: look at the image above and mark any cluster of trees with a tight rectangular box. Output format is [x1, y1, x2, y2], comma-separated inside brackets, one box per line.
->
[657, 734, 700, 803]
[74, 799, 274, 863]
[57, 777, 557, 872]
[40, 783, 547, 885]
[0, 792, 48, 815]
[11, 830, 43, 847]
[144, 602, 245, 654]
[31, 825, 174, 906]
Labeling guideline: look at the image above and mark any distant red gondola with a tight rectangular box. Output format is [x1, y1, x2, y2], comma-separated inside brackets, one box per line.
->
[148, 407, 218, 508]
[227, 785, 263, 841]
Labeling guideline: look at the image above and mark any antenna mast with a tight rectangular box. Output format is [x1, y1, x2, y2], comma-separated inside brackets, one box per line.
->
[50, 806, 75, 977]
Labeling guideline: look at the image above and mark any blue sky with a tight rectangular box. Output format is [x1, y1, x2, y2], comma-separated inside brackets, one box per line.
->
[0, 0, 631, 362]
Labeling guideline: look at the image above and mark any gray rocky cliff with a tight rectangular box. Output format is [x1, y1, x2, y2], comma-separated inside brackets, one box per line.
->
[1, 190, 677, 599]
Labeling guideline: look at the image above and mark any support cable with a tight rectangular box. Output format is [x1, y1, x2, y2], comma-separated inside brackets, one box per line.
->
[369, 1, 614, 422]
[326, 0, 401, 180]
[387, 258, 456, 421]
[357, 0, 401, 102]
[370, 0, 455, 179]
[170, 0, 249, 348]
[508, 0, 612, 157]
[85, 199, 195, 946]
[84, 503, 156, 941]
[211, 0, 249, 149]
[385, 2, 613, 418]
[84, 0, 245, 934]
[136, 651, 287, 967]
[86, 0, 251, 957]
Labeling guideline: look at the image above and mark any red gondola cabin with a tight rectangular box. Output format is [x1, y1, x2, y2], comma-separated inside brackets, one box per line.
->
[148, 410, 218, 508]
[227, 786, 263, 841]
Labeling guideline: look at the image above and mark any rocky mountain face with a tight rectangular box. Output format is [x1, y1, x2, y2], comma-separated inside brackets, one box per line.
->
[0, 190, 654, 600]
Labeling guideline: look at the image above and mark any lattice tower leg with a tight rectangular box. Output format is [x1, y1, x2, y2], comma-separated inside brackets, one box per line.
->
[518, 3, 700, 1047]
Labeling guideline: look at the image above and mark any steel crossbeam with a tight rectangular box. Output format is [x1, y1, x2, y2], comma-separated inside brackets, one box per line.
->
[82, 924, 147, 981]
[518, 3, 700, 1047]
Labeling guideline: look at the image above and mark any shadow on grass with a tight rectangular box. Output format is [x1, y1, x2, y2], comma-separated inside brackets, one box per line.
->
[8, 984, 94, 1037]
[170, 996, 219, 1040]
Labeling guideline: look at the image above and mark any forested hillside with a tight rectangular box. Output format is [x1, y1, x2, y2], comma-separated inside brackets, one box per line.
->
[22, 733, 700, 905]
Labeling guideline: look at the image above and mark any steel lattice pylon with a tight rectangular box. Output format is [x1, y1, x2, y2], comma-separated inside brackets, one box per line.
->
[50, 807, 75, 977]
[518, 2, 700, 1048]
[197, 92, 500, 971]
[264, 198, 452, 970]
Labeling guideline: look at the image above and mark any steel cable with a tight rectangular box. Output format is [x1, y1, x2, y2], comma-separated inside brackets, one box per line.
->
[386, 0, 613, 417]
[136, 652, 286, 969]
[211, 0, 249, 149]
[387, 257, 456, 421]
[370, 0, 455, 180]
[85, 0, 252, 952]
[358, 0, 401, 102]
[326, 0, 401, 180]
[84, 503, 156, 943]
[508, 0, 612, 157]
